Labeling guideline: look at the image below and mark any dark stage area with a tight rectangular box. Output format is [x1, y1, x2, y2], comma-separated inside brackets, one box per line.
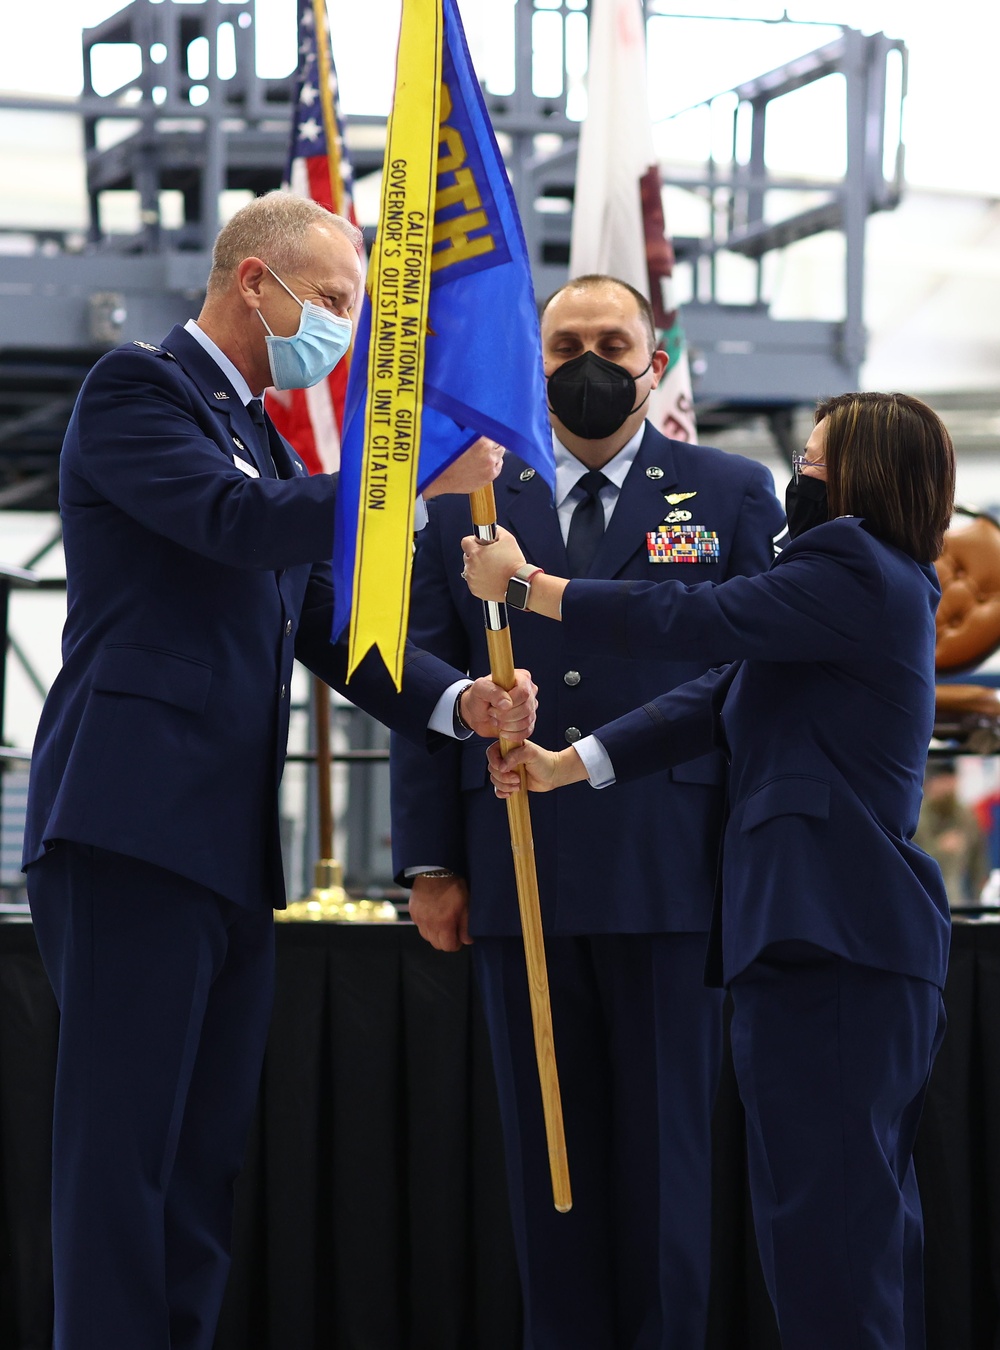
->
[0, 918, 996, 1349]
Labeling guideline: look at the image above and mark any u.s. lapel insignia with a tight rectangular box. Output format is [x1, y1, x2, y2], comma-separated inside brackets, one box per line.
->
[664, 491, 697, 505]
[645, 465, 665, 480]
[520, 467, 535, 482]
[233, 436, 247, 452]
[213, 390, 230, 400]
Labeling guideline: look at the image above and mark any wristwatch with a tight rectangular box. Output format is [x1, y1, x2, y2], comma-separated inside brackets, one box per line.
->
[505, 564, 544, 611]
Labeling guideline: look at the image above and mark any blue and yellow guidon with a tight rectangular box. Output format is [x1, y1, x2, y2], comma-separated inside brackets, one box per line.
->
[340, 0, 553, 687]
[647, 527, 720, 564]
[432, 41, 512, 282]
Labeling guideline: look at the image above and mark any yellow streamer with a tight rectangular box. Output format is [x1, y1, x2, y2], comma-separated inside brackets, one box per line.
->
[347, 0, 443, 687]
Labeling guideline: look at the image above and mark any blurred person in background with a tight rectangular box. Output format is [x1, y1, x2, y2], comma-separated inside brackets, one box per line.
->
[915, 759, 989, 906]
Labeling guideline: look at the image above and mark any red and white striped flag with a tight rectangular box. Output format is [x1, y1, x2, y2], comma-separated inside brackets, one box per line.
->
[265, 0, 361, 473]
[569, 0, 697, 443]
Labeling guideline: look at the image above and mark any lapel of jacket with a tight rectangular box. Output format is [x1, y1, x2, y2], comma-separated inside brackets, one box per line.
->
[587, 423, 682, 579]
[161, 325, 272, 479]
[499, 458, 569, 575]
[262, 411, 303, 479]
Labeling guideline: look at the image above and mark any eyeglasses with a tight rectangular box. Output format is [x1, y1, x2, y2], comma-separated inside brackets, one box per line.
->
[791, 452, 826, 482]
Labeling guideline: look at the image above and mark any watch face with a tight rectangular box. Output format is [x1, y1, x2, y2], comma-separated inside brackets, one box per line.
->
[505, 577, 530, 610]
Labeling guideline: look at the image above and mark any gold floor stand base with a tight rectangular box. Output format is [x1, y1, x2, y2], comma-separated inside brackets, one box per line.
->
[273, 859, 399, 924]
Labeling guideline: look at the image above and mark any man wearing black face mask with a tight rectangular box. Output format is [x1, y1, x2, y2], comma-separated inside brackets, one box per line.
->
[390, 274, 784, 1350]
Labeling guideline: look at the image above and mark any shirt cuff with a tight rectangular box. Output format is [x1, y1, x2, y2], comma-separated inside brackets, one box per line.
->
[414, 496, 429, 532]
[572, 734, 616, 789]
[428, 679, 474, 739]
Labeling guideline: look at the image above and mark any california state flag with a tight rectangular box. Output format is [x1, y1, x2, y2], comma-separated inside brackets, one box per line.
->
[569, 0, 697, 442]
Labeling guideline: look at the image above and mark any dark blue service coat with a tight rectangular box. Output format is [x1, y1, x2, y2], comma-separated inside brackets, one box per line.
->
[391, 424, 785, 935]
[23, 325, 459, 909]
[572, 515, 951, 987]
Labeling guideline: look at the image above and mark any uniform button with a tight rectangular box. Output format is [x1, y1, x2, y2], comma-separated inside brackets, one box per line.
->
[279, 683, 287, 700]
[285, 619, 292, 636]
[563, 670, 581, 687]
[564, 726, 582, 743]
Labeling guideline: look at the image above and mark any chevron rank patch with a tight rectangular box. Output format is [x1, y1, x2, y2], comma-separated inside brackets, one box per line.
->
[647, 526, 720, 563]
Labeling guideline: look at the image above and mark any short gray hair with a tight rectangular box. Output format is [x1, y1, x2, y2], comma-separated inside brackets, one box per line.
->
[207, 191, 362, 294]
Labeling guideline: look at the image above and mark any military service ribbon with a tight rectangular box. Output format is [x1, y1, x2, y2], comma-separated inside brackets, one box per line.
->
[347, 0, 443, 686]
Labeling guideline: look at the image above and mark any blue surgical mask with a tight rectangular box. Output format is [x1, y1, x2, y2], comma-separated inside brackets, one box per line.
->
[258, 266, 353, 390]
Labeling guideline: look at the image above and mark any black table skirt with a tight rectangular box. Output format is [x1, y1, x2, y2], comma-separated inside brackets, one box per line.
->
[0, 919, 997, 1350]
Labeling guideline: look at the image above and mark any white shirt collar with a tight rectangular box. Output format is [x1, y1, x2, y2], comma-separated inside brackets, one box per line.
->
[553, 422, 647, 512]
[184, 318, 255, 406]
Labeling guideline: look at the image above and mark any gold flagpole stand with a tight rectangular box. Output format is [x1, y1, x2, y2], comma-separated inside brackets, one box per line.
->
[469, 484, 572, 1212]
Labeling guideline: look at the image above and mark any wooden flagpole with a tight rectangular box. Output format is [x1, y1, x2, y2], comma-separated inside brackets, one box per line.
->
[310, 0, 344, 900]
[469, 483, 572, 1213]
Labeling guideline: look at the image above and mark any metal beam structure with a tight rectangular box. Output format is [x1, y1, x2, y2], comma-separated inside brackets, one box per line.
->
[0, 0, 907, 502]
[0, 0, 909, 894]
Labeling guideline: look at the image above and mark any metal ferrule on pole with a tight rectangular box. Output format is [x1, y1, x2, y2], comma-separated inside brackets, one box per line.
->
[483, 600, 507, 632]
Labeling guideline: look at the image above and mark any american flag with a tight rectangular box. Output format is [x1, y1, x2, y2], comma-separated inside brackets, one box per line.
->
[265, 0, 360, 474]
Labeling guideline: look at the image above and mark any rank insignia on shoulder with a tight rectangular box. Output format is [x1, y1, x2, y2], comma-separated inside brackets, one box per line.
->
[647, 527, 720, 564]
[213, 390, 230, 400]
[132, 340, 160, 352]
[664, 491, 697, 505]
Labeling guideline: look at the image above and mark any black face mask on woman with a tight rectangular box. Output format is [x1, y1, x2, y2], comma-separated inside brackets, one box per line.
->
[547, 351, 651, 440]
[784, 473, 829, 539]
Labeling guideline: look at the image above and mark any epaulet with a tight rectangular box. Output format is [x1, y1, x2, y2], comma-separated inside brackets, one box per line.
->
[128, 340, 176, 361]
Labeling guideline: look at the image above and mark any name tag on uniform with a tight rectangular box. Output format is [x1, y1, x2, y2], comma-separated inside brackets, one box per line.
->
[647, 527, 720, 563]
[233, 455, 260, 479]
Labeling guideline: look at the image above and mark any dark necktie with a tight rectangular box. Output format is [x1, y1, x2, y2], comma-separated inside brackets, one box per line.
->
[247, 399, 276, 478]
[565, 470, 610, 577]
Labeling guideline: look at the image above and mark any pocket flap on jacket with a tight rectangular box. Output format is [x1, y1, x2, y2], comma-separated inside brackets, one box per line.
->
[91, 645, 212, 714]
[741, 775, 830, 833]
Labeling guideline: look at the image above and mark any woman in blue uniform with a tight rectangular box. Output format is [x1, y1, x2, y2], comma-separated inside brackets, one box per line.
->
[460, 391, 955, 1350]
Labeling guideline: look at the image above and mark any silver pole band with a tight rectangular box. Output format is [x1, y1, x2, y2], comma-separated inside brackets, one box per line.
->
[483, 599, 507, 631]
[474, 522, 497, 544]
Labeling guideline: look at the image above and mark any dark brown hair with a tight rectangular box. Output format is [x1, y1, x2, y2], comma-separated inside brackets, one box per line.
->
[541, 274, 658, 354]
[815, 392, 955, 563]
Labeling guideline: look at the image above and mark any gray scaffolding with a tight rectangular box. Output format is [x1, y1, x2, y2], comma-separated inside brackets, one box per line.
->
[0, 0, 906, 892]
[0, 0, 907, 500]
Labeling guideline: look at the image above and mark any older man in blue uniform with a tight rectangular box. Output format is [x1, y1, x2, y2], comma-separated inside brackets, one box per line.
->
[391, 274, 785, 1349]
[22, 190, 534, 1350]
